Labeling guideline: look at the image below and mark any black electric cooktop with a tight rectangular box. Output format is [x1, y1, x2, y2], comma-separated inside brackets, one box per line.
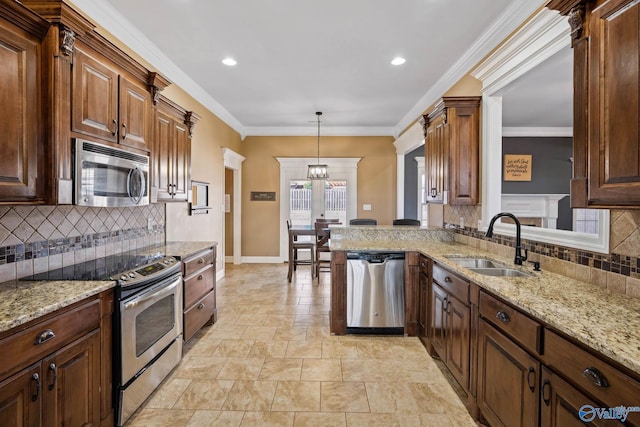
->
[22, 251, 167, 282]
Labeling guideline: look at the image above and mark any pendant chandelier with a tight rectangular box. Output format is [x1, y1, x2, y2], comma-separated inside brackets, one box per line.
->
[307, 111, 329, 180]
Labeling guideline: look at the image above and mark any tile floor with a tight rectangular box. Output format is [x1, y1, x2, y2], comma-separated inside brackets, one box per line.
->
[127, 263, 477, 426]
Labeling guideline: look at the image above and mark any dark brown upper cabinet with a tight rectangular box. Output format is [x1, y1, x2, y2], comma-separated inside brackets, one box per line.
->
[72, 45, 152, 152]
[0, 1, 49, 204]
[420, 96, 481, 206]
[548, 0, 640, 208]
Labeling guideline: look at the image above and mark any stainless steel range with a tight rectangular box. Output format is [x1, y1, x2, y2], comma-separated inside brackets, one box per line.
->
[26, 251, 183, 426]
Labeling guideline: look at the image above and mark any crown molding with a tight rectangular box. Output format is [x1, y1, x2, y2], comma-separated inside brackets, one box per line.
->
[471, 8, 570, 94]
[69, 0, 245, 136]
[502, 127, 573, 137]
[243, 126, 394, 137]
[393, 0, 548, 137]
[393, 121, 424, 155]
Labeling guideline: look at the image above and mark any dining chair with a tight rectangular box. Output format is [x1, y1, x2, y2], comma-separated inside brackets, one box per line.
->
[349, 218, 377, 225]
[286, 220, 315, 282]
[314, 221, 333, 277]
[392, 218, 421, 226]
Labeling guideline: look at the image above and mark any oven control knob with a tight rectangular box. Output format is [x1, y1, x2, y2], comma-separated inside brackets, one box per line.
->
[128, 273, 135, 278]
[120, 275, 128, 281]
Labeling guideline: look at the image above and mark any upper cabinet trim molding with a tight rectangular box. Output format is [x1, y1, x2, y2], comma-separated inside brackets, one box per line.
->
[471, 8, 570, 94]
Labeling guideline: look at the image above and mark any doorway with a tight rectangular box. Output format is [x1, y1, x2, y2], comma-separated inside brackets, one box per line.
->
[223, 148, 245, 265]
[277, 157, 360, 262]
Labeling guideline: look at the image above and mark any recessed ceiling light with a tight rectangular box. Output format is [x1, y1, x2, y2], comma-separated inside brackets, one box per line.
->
[222, 58, 237, 66]
[391, 57, 406, 66]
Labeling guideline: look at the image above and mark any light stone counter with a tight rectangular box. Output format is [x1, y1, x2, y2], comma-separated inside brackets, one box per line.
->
[161, 241, 218, 259]
[0, 279, 114, 334]
[331, 236, 640, 375]
[0, 241, 217, 335]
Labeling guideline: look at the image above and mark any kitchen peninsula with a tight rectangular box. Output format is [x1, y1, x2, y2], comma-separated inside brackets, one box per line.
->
[329, 225, 640, 424]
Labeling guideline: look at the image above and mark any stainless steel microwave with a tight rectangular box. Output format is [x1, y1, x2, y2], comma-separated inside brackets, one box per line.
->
[73, 139, 149, 207]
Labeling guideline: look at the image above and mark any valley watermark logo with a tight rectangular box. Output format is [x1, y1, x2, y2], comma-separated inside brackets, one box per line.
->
[579, 405, 640, 422]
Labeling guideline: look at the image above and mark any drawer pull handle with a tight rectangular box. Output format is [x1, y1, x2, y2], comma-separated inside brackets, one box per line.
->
[47, 363, 57, 391]
[31, 373, 40, 402]
[496, 311, 510, 324]
[198, 258, 205, 264]
[444, 276, 452, 283]
[541, 379, 551, 406]
[527, 367, 535, 392]
[197, 303, 205, 310]
[35, 329, 56, 345]
[582, 367, 609, 388]
[197, 274, 203, 280]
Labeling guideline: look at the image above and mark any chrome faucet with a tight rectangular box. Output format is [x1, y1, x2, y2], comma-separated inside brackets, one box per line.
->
[486, 212, 528, 266]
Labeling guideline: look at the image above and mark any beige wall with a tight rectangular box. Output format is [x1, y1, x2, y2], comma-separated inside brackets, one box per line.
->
[240, 135, 396, 256]
[163, 85, 242, 272]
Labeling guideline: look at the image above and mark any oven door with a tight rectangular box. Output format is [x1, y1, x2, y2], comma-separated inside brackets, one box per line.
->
[120, 273, 182, 384]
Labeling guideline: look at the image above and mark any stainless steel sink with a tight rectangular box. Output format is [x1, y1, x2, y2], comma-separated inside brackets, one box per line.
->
[468, 267, 532, 278]
[447, 257, 504, 269]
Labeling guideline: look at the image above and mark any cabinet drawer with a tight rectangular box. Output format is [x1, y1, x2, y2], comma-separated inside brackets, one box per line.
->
[0, 298, 100, 378]
[544, 329, 640, 421]
[183, 248, 215, 277]
[183, 290, 215, 342]
[432, 263, 468, 302]
[184, 264, 214, 309]
[479, 291, 541, 355]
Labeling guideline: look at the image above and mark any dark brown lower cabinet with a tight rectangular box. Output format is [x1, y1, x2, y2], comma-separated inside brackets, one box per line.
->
[0, 363, 41, 427]
[477, 318, 539, 427]
[42, 330, 101, 427]
[540, 367, 605, 427]
[0, 292, 111, 427]
[446, 294, 471, 389]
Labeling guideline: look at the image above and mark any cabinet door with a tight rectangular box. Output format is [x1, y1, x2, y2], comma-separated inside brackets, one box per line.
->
[477, 319, 539, 427]
[172, 120, 190, 201]
[585, 0, 640, 206]
[540, 367, 611, 427]
[42, 330, 100, 427]
[119, 77, 151, 151]
[446, 295, 470, 390]
[0, 364, 41, 427]
[153, 108, 174, 200]
[418, 272, 428, 340]
[424, 117, 448, 203]
[0, 21, 42, 202]
[429, 282, 447, 358]
[71, 48, 119, 143]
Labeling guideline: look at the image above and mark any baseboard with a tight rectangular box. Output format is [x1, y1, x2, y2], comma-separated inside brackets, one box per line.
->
[241, 256, 284, 264]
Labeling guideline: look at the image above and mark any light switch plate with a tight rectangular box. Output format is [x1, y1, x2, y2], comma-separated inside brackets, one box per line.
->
[363, 204, 372, 211]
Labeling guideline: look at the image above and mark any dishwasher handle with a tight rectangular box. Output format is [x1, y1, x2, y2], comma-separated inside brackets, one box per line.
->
[346, 252, 405, 263]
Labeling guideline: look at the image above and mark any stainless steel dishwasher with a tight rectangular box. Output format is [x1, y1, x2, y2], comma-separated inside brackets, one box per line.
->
[346, 252, 405, 334]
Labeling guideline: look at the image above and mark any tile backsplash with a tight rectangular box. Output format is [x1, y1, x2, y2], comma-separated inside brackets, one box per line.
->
[444, 204, 640, 299]
[0, 205, 165, 282]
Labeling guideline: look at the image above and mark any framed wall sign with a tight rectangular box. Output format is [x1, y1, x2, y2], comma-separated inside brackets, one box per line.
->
[504, 154, 532, 181]
[250, 191, 276, 201]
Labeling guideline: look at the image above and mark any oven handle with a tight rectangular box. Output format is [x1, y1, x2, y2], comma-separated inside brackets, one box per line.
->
[122, 274, 182, 311]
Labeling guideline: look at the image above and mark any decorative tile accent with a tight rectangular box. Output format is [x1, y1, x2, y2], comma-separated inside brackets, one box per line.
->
[0, 204, 165, 280]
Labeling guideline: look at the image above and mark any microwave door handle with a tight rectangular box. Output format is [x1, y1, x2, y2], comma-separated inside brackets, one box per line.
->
[127, 167, 144, 205]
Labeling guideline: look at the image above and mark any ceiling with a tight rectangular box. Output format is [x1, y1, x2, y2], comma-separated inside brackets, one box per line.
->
[71, 0, 547, 137]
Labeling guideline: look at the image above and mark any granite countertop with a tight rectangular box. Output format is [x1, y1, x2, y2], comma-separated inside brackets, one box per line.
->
[0, 241, 218, 336]
[331, 238, 640, 375]
[0, 279, 115, 334]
